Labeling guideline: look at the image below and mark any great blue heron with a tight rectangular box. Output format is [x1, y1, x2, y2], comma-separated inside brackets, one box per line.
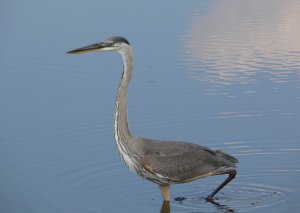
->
[67, 36, 238, 202]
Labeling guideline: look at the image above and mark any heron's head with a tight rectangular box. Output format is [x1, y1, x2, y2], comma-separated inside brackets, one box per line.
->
[66, 36, 131, 55]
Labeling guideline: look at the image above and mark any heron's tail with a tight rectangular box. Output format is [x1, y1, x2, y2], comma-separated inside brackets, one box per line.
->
[215, 150, 239, 164]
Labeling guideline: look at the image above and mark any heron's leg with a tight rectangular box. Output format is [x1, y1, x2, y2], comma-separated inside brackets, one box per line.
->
[159, 185, 170, 202]
[206, 169, 237, 201]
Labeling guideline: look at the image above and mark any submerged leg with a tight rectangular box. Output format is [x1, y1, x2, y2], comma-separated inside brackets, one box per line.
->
[159, 185, 170, 202]
[160, 201, 170, 213]
[206, 169, 237, 201]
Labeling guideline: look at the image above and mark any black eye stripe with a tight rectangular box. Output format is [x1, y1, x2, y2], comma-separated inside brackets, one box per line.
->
[98, 42, 114, 48]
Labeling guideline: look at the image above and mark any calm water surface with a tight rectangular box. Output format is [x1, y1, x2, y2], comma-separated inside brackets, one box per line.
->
[1, 1, 300, 212]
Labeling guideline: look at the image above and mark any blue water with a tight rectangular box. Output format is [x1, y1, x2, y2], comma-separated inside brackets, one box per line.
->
[1, 1, 300, 212]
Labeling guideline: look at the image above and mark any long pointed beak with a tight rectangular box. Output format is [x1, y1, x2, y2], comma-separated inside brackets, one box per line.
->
[66, 42, 108, 54]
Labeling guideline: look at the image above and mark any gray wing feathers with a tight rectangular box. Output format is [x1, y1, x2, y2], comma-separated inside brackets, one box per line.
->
[144, 149, 220, 181]
[140, 138, 237, 182]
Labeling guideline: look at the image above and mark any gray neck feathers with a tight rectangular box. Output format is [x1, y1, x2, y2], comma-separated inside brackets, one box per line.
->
[114, 47, 134, 153]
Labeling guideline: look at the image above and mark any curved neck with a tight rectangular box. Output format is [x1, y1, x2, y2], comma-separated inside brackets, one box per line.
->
[114, 48, 133, 144]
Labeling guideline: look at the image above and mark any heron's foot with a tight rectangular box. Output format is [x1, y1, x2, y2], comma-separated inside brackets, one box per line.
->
[205, 196, 221, 206]
[205, 195, 214, 202]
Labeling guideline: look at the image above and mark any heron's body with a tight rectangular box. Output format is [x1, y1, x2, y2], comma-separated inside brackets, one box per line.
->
[67, 36, 238, 202]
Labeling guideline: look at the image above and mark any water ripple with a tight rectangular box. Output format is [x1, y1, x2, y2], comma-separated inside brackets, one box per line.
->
[173, 181, 292, 212]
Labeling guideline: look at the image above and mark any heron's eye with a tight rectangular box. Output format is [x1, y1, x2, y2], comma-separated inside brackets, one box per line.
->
[106, 42, 115, 47]
[101, 42, 111, 48]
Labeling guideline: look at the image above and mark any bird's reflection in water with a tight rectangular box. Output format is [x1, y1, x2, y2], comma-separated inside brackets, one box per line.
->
[160, 201, 170, 213]
[159, 198, 235, 213]
[206, 198, 235, 212]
